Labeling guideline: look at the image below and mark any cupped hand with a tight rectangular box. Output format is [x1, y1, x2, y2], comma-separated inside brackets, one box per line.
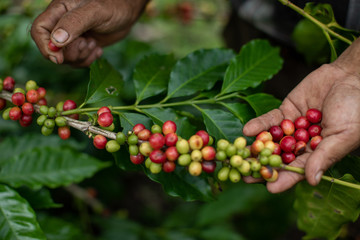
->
[243, 39, 360, 193]
[31, 0, 148, 67]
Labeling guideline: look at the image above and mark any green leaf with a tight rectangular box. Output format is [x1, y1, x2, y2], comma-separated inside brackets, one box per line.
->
[200, 108, 246, 143]
[199, 225, 246, 240]
[0, 133, 85, 165]
[0, 184, 46, 240]
[37, 214, 82, 240]
[244, 93, 281, 116]
[221, 39, 283, 94]
[167, 49, 235, 99]
[84, 59, 124, 105]
[220, 102, 255, 124]
[0, 147, 110, 189]
[17, 187, 62, 209]
[133, 53, 175, 103]
[294, 174, 360, 240]
[118, 112, 152, 133]
[332, 155, 360, 183]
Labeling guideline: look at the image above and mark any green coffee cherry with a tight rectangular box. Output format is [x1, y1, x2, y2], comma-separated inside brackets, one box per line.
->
[25, 80, 38, 91]
[217, 139, 229, 151]
[225, 144, 237, 157]
[269, 154, 282, 167]
[252, 171, 262, 179]
[238, 160, 251, 176]
[41, 126, 53, 136]
[176, 139, 190, 154]
[145, 158, 152, 168]
[216, 150, 227, 161]
[44, 119, 55, 129]
[39, 105, 49, 115]
[259, 155, 269, 165]
[37, 115, 47, 126]
[14, 88, 26, 94]
[48, 107, 57, 118]
[2, 108, 11, 120]
[250, 160, 262, 172]
[230, 155, 243, 168]
[55, 116, 67, 127]
[0, 79, 3, 91]
[260, 148, 272, 157]
[178, 154, 191, 166]
[234, 137, 246, 149]
[151, 124, 162, 134]
[229, 168, 241, 183]
[101, 123, 115, 131]
[56, 101, 64, 112]
[129, 145, 139, 155]
[149, 162, 162, 174]
[116, 132, 126, 145]
[127, 134, 138, 145]
[106, 140, 120, 153]
[241, 148, 251, 159]
[208, 136, 214, 146]
[217, 166, 230, 181]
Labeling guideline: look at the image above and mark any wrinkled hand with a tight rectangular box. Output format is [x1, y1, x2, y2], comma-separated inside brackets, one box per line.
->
[243, 39, 360, 193]
[31, 0, 148, 67]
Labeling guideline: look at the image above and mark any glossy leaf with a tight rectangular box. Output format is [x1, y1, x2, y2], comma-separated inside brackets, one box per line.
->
[133, 53, 175, 102]
[0, 184, 46, 240]
[221, 39, 283, 94]
[294, 174, 360, 240]
[118, 112, 152, 133]
[37, 214, 82, 240]
[244, 93, 281, 116]
[167, 49, 235, 99]
[17, 187, 62, 209]
[84, 59, 124, 105]
[220, 102, 255, 124]
[332, 155, 360, 184]
[0, 147, 110, 189]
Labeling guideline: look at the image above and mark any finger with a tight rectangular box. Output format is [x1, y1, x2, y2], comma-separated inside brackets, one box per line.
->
[71, 47, 103, 68]
[50, 1, 110, 47]
[62, 37, 95, 63]
[243, 109, 284, 136]
[243, 175, 264, 184]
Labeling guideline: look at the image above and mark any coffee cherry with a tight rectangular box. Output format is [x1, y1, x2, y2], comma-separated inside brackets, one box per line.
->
[139, 142, 153, 157]
[58, 126, 71, 140]
[230, 155, 243, 167]
[165, 146, 179, 161]
[306, 108, 322, 123]
[37, 87, 46, 99]
[265, 169, 278, 182]
[260, 166, 273, 179]
[191, 149, 202, 162]
[201, 146, 216, 161]
[40, 105, 49, 115]
[133, 123, 146, 135]
[217, 139, 229, 151]
[63, 100, 77, 111]
[273, 143, 281, 155]
[37, 115, 47, 126]
[19, 115, 32, 127]
[176, 138, 190, 154]
[2, 108, 11, 120]
[97, 106, 111, 116]
[130, 153, 145, 165]
[48, 40, 61, 52]
[116, 132, 126, 145]
[234, 137, 246, 149]
[260, 148, 272, 157]
[250, 160, 261, 172]
[269, 126, 283, 142]
[216, 150, 227, 161]
[21, 102, 34, 115]
[149, 162, 162, 174]
[0, 98, 6, 111]
[269, 154, 282, 167]
[9, 107, 22, 120]
[178, 153, 191, 166]
[138, 129, 151, 141]
[196, 130, 209, 146]
[294, 116, 310, 129]
[238, 160, 251, 176]
[217, 167, 230, 181]
[145, 158, 152, 168]
[279, 136, 296, 153]
[256, 131, 273, 143]
[37, 98, 47, 106]
[129, 145, 139, 155]
[189, 161, 202, 176]
[294, 128, 310, 143]
[225, 144, 237, 157]
[3, 76, 15, 92]
[208, 136, 214, 146]
[106, 140, 120, 153]
[310, 136, 322, 150]
[252, 171, 262, 178]
[162, 120, 177, 135]
[127, 134, 138, 145]
[251, 140, 264, 155]
[55, 116, 67, 127]
[281, 152, 295, 164]
[201, 161, 216, 173]
[241, 147, 251, 158]
[12, 92, 25, 106]
[26, 89, 39, 104]
[294, 141, 307, 156]
[229, 168, 241, 183]
[189, 135, 203, 150]
[0, 79, 2, 91]
[25, 80, 38, 91]
[165, 132, 178, 146]
[163, 161, 176, 173]
[56, 101, 64, 112]
[264, 140, 276, 152]
[151, 124, 162, 133]
[98, 112, 113, 127]
[308, 125, 322, 137]
[280, 119, 295, 136]
[259, 155, 269, 165]
[150, 149, 167, 164]
[44, 119, 55, 129]
[149, 133, 165, 150]
[46, 107, 56, 118]
[93, 135, 107, 149]
[41, 126, 53, 136]
[14, 88, 25, 94]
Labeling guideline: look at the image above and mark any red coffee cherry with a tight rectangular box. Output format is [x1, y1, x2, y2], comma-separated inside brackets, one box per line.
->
[3, 76, 15, 92]
[138, 129, 151, 141]
[22, 102, 34, 115]
[19, 114, 33, 127]
[37, 98, 47, 106]
[0, 98, 6, 110]
[306, 108, 322, 123]
[251, 140, 264, 155]
[130, 153, 145, 165]
[9, 106, 22, 120]
[162, 120, 177, 135]
[201, 161, 216, 173]
[37, 87, 46, 99]
[308, 125, 322, 137]
[149, 133, 165, 150]
[48, 40, 61, 52]
[273, 143, 281, 155]
[294, 116, 310, 129]
[97, 112, 113, 127]
[26, 89, 39, 104]
[149, 149, 167, 163]
[97, 106, 111, 116]
[281, 152, 296, 164]
[11, 92, 25, 106]
[201, 146, 216, 161]
[269, 126, 283, 142]
[280, 119, 295, 136]
[165, 133, 178, 146]
[163, 161, 176, 173]
[256, 131, 273, 143]
[196, 130, 210, 146]
[310, 136, 323, 150]
[58, 126, 71, 140]
[294, 141, 307, 156]
[279, 136, 296, 153]
[165, 146, 179, 161]
[188, 135, 203, 150]
[294, 128, 310, 143]
[133, 123, 146, 135]
[93, 135, 107, 149]
[63, 100, 77, 111]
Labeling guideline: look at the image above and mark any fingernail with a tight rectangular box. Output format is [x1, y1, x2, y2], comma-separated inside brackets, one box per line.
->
[78, 40, 86, 51]
[52, 28, 69, 43]
[49, 56, 58, 64]
[88, 40, 96, 49]
[315, 171, 323, 184]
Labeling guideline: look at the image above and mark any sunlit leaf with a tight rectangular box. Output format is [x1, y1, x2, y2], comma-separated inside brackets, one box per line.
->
[244, 93, 281, 116]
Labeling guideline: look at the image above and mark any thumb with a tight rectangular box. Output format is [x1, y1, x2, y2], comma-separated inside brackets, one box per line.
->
[50, 1, 108, 47]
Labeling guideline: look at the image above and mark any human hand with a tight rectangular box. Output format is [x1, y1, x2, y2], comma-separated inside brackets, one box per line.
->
[31, 0, 148, 67]
[243, 39, 360, 193]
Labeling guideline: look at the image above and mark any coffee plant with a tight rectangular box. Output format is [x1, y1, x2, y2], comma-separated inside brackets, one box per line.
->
[0, 1, 359, 240]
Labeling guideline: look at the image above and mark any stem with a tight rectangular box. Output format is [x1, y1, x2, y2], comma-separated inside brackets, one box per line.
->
[281, 165, 360, 190]
[277, 0, 353, 45]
